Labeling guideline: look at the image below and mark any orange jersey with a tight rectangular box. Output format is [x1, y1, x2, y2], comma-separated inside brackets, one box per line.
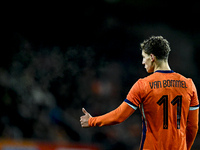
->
[126, 70, 199, 150]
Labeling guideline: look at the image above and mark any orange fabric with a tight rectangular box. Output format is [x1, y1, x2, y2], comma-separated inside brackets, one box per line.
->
[186, 109, 199, 150]
[126, 71, 199, 150]
[89, 102, 135, 127]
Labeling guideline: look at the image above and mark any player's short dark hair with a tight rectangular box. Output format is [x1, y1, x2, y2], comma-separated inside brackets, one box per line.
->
[140, 36, 171, 60]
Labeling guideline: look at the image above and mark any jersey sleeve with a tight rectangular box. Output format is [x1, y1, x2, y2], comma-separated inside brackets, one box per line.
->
[125, 79, 143, 110]
[186, 108, 199, 149]
[88, 102, 135, 127]
[189, 79, 199, 110]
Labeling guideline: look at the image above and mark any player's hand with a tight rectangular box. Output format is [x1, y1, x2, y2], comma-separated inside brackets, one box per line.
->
[80, 108, 92, 128]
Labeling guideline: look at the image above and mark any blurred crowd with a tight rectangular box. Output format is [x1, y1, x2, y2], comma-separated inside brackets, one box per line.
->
[0, 38, 143, 149]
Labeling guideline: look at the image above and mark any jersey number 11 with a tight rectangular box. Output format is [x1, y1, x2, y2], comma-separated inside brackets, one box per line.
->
[157, 95, 182, 129]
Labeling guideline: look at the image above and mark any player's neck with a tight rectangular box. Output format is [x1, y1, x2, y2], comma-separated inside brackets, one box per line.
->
[154, 60, 171, 72]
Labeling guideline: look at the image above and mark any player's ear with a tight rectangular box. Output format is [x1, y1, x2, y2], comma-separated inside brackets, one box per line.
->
[150, 54, 156, 62]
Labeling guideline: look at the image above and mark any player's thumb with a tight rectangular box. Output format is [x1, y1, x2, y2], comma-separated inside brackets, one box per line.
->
[82, 108, 88, 115]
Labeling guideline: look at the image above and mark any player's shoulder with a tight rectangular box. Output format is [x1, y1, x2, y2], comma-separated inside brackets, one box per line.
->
[173, 72, 193, 83]
[139, 72, 159, 81]
[136, 73, 157, 87]
[139, 71, 193, 83]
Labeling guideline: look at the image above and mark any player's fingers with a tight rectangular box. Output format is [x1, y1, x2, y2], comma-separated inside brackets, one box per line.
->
[80, 116, 82, 121]
[80, 116, 85, 121]
[81, 122, 84, 127]
[82, 108, 88, 115]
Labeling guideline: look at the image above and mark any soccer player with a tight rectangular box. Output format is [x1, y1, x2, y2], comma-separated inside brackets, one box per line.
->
[80, 36, 199, 150]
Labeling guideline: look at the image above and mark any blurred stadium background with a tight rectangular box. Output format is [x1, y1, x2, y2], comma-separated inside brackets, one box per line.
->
[2, 0, 200, 149]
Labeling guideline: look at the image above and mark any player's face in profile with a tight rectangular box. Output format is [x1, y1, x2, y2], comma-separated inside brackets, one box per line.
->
[142, 51, 154, 73]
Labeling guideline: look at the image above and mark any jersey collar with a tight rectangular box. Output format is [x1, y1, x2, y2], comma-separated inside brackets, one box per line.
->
[155, 70, 174, 73]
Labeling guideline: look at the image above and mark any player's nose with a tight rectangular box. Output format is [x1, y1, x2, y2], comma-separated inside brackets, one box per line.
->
[142, 59, 145, 65]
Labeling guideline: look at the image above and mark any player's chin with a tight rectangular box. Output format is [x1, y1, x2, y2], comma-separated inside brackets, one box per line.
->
[146, 69, 153, 73]
[145, 68, 149, 72]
